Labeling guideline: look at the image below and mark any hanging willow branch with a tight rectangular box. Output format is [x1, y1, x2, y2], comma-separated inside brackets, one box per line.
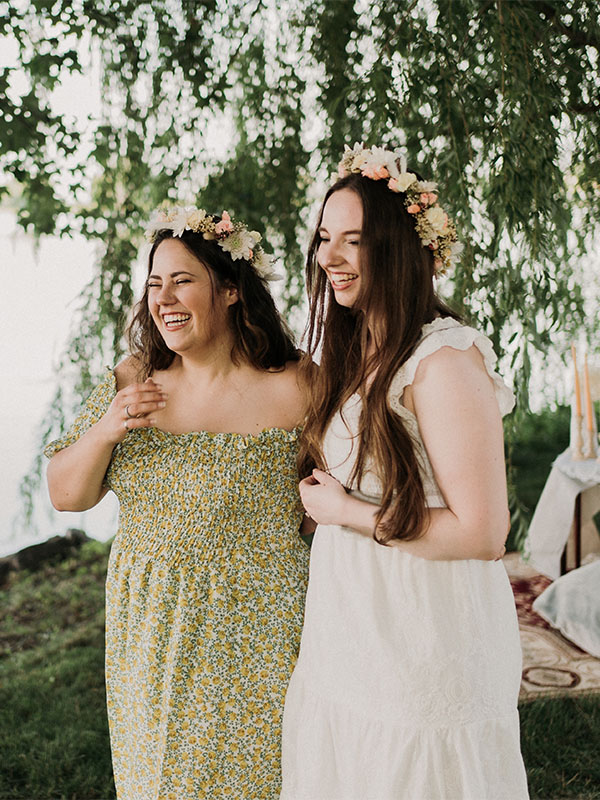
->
[2, 0, 599, 535]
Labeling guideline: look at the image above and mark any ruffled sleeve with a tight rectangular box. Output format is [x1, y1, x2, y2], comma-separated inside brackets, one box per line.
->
[388, 317, 515, 418]
[44, 368, 117, 459]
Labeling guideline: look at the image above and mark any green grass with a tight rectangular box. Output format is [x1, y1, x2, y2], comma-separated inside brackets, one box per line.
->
[1, 538, 599, 799]
[0, 540, 115, 800]
[520, 695, 600, 799]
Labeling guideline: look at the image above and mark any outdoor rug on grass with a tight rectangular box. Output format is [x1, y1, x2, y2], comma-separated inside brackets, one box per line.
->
[505, 553, 600, 702]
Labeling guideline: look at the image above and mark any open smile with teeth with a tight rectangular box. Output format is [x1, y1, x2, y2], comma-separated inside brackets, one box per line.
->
[163, 313, 192, 329]
[328, 272, 358, 288]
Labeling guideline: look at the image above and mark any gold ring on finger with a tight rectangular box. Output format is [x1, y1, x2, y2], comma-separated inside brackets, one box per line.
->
[125, 404, 135, 419]
[123, 420, 129, 431]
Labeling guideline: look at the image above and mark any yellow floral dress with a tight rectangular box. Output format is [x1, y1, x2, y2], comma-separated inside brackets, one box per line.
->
[45, 369, 310, 800]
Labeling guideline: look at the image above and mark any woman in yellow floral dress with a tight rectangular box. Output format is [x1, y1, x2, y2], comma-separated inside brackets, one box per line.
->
[45, 207, 310, 799]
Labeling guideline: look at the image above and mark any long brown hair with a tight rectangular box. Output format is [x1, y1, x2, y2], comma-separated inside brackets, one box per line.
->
[299, 172, 460, 544]
[128, 226, 299, 378]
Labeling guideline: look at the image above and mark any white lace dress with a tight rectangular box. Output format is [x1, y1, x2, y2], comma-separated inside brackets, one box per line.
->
[280, 318, 529, 800]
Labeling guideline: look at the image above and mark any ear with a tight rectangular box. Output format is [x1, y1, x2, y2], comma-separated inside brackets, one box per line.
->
[224, 284, 239, 307]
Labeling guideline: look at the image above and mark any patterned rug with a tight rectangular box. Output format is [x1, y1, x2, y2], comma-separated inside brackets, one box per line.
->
[505, 553, 600, 702]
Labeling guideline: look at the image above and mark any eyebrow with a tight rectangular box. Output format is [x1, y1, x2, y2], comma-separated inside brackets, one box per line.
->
[147, 270, 196, 280]
[318, 227, 362, 236]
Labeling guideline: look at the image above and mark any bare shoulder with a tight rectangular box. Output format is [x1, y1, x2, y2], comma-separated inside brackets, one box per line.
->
[265, 359, 304, 394]
[114, 356, 143, 391]
[258, 359, 308, 417]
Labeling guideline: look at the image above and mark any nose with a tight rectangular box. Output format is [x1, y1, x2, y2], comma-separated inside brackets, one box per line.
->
[155, 283, 176, 305]
[318, 239, 342, 268]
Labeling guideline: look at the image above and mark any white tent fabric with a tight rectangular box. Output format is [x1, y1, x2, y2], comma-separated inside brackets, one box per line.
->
[525, 450, 600, 579]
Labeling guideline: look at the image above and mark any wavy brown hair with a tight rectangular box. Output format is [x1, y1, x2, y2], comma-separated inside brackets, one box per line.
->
[299, 172, 460, 544]
[128, 226, 299, 378]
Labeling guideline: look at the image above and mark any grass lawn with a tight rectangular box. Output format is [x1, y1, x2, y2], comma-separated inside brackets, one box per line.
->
[520, 695, 600, 799]
[0, 540, 599, 799]
[0, 541, 114, 800]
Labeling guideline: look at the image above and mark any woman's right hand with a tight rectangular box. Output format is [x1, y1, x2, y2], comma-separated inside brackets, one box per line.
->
[98, 378, 168, 444]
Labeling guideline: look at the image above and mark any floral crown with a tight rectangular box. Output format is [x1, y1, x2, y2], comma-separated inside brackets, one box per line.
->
[337, 143, 462, 274]
[145, 206, 280, 281]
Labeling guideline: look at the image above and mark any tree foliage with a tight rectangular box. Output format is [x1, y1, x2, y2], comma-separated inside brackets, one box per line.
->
[2, 0, 600, 531]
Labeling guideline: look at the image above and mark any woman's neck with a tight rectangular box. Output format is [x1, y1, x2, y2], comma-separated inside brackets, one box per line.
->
[169, 331, 244, 386]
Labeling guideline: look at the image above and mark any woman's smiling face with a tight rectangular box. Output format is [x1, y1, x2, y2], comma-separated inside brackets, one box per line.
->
[147, 238, 237, 355]
[317, 188, 363, 309]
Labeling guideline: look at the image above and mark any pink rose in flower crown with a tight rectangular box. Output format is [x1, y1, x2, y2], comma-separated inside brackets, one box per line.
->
[419, 192, 438, 207]
[407, 204, 421, 214]
[215, 211, 234, 236]
[362, 164, 389, 180]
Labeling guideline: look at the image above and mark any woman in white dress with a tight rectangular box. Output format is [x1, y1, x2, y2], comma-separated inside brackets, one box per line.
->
[280, 144, 529, 800]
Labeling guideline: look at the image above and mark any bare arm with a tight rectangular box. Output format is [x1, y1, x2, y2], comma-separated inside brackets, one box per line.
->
[300, 345, 510, 561]
[46, 363, 167, 511]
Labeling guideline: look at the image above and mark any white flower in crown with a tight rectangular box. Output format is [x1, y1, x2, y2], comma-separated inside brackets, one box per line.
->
[423, 206, 448, 235]
[359, 146, 397, 180]
[145, 209, 171, 241]
[219, 228, 258, 261]
[338, 142, 365, 176]
[388, 172, 417, 193]
[186, 208, 207, 228]
[253, 248, 281, 280]
[171, 207, 194, 238]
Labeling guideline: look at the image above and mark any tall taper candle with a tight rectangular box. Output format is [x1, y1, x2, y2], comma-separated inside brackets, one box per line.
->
[572, 344, 582, 416]
[584, 353, 594, 432]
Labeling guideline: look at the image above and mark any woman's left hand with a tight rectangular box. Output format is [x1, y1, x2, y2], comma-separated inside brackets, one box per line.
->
[299, 469, 348, 526]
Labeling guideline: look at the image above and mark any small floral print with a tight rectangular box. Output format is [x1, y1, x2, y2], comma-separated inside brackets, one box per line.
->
[44, 369, 309, 799]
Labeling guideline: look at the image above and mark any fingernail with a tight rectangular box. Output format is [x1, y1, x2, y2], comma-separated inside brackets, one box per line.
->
[158, 401, 166, 408]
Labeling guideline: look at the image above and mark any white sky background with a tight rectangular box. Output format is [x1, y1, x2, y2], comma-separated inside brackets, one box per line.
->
[1, 219, 120, 556]
[0, 36, 121, 556]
